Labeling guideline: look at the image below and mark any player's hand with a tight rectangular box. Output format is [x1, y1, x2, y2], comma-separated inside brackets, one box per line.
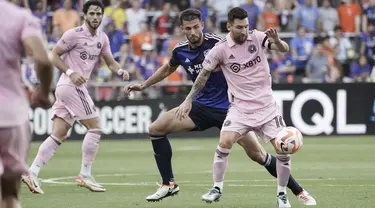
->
[30, 87, 54, 109]
[175, 99, 192, 120]
[124, 84, 145, 94]
[117, 69, 130, 81]
[69, 72, 87, 86]
[265, 28, 280, 42]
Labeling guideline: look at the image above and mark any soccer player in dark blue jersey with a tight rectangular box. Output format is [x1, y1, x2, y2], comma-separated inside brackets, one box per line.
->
[125, 9, 316, 205]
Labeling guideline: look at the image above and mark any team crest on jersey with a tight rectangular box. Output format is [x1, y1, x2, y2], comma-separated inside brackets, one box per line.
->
[224, 120, 231, 126]
[230, 63, 241, 73]
[203, 49, 210, 56]
[97, 42, 102, 49]
[80, 51, 88, 60]
[248, 44, 257, 53]
[75, 27, 84, 32]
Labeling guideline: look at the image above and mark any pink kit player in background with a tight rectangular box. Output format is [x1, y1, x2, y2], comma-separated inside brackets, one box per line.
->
[176, 7, 312, 208]
[21, 0, 130, 195]
[0, 0, 54, 207]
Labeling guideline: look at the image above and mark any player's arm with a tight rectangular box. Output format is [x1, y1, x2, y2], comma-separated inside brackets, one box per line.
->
[101, 35, 129, 80]
[141, 63, 179, 89]
[262, 28, 289, 53]
[185, 69, 211, 101]
[22, 15, 53, 97]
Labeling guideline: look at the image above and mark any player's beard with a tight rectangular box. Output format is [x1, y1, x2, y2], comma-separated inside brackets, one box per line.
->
[188, 33, 202, 45]
[234, 33, 247, 44]
[86, 19, 101, 30]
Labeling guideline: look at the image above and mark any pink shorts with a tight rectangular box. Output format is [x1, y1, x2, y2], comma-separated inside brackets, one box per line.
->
[221, 102, 285, 142]
[52, 85, 98, 126]
[0, 121, 30, 178]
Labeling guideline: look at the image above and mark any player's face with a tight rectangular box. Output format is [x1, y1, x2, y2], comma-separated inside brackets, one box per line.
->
[180, 18, 204, 45]
[85, 5, 103, 30]
[228, 18, 249, 44]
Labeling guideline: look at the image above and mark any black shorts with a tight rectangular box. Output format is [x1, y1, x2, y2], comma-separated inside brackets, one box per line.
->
[188, 101, 228, 131]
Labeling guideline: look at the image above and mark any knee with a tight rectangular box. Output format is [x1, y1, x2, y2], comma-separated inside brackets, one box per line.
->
[149, 122, 167, 136]
[276, 154, 291, 162]
[219, 139, 234, 149]
[52, 128, 69, 142]
[248, 150, 267, 165]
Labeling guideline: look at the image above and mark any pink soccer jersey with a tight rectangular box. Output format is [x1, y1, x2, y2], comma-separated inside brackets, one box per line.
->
[0, 1, 42, 127]
[202, 30, 276, 113]
[56, 23, 111, 87]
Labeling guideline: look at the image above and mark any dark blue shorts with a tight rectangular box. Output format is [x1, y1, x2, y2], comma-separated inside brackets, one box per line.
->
[188, 101, 228, 131]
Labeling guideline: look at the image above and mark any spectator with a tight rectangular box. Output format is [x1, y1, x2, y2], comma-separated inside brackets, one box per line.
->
[125, 0, 146, 35]
[296, 0, 321, 32]
[360, 23, 375, 67]
[319, 0, 339, 34]
[290, 26, 314, 75]
[130, 23, 153, 60]
[104, 20, 127, 61]
[52, 0, 80, 37]
[160, 26, 185, 57]
[32, 0, 48, 35]
[104, 0, 127, 30]
[240, 0, 260, 30]
[363, 0, 375, 32]
[349, 55, 372, 82]
[306, 43, 340, 82]
[270, 52, 297, 83]
[154, 3, 174, 36]
[337, 0, 361, 33]
[260, 1, 280, 31]
[330, 25, 354, 76]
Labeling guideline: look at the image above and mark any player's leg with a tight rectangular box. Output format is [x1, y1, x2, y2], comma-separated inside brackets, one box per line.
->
[146, 107, 196, 202]
[76, 117, 105, 192]
[202, 130, 243, 203]
[1, 121, 31, 207]
[22, 117, 71, 194]
[237, 132, 316, 205]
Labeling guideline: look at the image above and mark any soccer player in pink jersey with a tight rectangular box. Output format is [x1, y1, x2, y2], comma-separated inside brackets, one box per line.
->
[176, 7, 300, 208]
[0, 1, 54, 207]
[22, 0, 130, 194]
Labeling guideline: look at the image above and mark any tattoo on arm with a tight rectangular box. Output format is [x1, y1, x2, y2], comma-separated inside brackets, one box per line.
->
[186, 69, 211, 100]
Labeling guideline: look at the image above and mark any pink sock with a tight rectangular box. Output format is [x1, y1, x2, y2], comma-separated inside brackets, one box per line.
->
[80, 129, 101, 176]
[29, 135, 61, 176]
[213, 146, 231, 191]
[276, 154, 291, 192]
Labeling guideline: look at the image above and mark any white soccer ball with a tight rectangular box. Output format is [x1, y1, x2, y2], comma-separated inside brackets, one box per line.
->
[274, 127, 303, 154]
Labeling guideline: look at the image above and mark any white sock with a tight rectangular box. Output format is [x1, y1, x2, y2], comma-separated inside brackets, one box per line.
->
[80, 164, 92, 177]
[29, 163, 42, 176]
[214, 181, 223, 191]
[278, 185, 287, 195]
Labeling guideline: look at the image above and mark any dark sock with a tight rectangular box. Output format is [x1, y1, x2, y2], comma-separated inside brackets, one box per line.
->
[150, 135, 174, 185]
[263, 153, 303, 196]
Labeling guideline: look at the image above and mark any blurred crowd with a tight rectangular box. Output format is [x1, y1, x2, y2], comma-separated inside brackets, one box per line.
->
[16, 0, 375, 100]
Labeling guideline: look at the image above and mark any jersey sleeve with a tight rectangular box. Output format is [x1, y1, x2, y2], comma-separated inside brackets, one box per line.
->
[253, 30, 271, 50]
[168, 47, 180, 67]
[100, 33, 112, 56]
[202, 44, 222, 72]
[21, 12, 42, 41]
[56, 29, 76, 52]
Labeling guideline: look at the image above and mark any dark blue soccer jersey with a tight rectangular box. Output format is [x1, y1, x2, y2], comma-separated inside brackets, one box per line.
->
[169, 33, 229, 110]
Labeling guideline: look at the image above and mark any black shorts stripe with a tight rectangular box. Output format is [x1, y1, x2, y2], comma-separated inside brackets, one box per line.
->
[262, 36, 268, 48]
[76, 88, 92, 115]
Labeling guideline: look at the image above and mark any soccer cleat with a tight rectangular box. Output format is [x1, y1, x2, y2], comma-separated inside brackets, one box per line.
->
[146, 182, 179, 202]
[21, 172, 44, 194]
[76, 174, 106, 192]
[277, 192, 291, 208]
[202, 187, 222, 203]
[297, 190, 317, 206]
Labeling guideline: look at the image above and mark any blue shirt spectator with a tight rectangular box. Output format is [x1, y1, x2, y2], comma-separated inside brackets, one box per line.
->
[271, 54, 297, 78]
[104, 20, 126, 60]
[350, 56, 372, 80]
[136, 44, 160, 80]
[296, 1, 320, 32]
[290, 27, 314, 70]
[240, 0, 260, 30]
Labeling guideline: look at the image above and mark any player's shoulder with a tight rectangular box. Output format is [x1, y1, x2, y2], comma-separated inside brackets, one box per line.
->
[204, 33, 225, 43]
[172, 40, 189, 51]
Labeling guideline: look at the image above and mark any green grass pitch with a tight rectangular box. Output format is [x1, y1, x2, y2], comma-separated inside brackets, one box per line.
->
[20, 136, 375, 208]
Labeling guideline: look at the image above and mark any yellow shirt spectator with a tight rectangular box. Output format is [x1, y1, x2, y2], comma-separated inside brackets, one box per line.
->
[104, 6, 126, 30]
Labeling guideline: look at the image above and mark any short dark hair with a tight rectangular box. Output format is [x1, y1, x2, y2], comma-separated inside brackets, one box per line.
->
[83, 0, 104, 15]
[227, 7, 248, 23]
[179, 9, 202, 25]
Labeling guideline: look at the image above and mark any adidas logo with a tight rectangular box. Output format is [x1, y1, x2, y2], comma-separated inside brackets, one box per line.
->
[185, 58, 190, 63]
[229, 54, 235, 59]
